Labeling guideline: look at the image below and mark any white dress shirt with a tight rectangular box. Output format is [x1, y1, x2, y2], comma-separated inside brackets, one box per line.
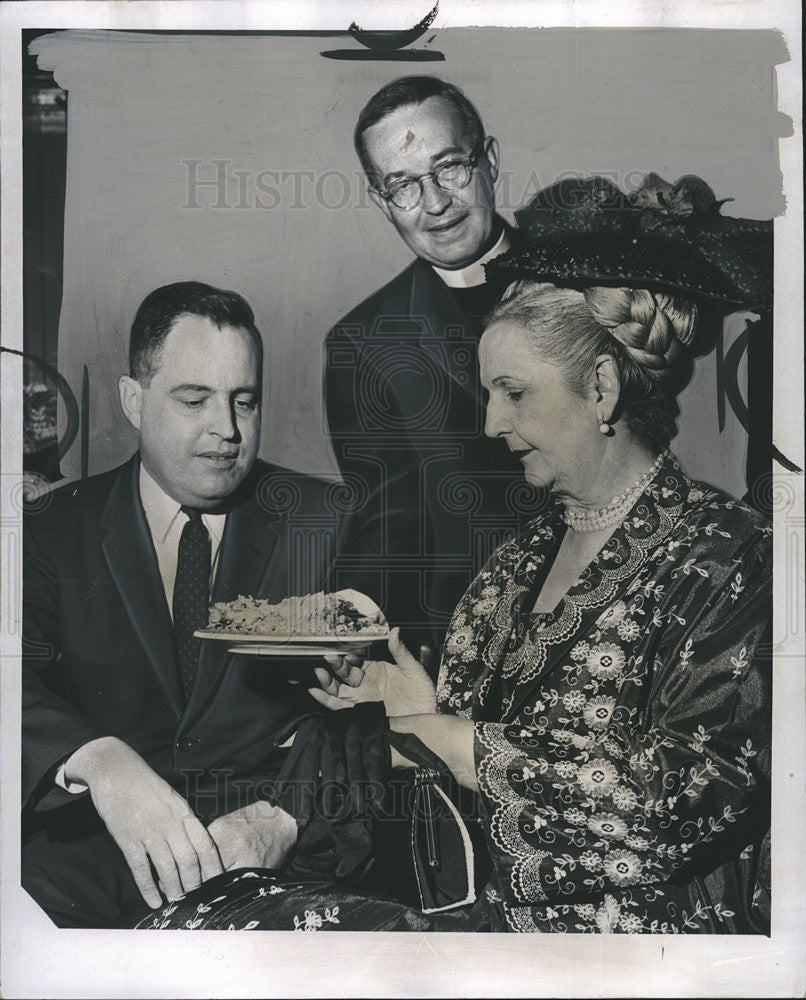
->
[55, 465, 227, 792]
[137, 463, 227, 614]
[430, 227, 511, 288]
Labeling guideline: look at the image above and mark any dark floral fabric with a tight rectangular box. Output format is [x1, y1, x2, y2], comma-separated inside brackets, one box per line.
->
[135, 868, 497, 932]
[437, 453, 772, 933]
[136, 870, 433, 932]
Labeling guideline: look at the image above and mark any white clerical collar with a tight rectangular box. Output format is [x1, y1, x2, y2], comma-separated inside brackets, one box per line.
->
[138, 462, 226, 547]
[431, 226, 511, 288]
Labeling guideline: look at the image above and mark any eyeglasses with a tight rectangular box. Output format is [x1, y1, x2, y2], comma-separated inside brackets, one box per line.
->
[375, 141, 488, 211]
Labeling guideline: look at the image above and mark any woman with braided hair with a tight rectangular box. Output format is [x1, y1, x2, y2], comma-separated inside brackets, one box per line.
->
[142, 176, 772, 933]
[310, 180, 772, 933]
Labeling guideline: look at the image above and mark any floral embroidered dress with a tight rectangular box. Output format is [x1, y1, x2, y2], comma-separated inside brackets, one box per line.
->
[437, 452, 772, 933]
[138, 453, 771, 934]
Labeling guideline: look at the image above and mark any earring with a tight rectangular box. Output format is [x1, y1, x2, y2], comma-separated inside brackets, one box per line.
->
[599, 421, 611, 435]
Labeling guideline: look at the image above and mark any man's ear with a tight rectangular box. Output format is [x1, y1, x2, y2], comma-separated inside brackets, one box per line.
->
[592, 354, 621, 424]
[119, 375, 143, 430]
[367, 185, 393, 223]
[483, 137, 500, 184]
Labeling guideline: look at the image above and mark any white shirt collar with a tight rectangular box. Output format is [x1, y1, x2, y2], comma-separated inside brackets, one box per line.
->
[431, 226, 511, 289]
[138, 462, 227, 548]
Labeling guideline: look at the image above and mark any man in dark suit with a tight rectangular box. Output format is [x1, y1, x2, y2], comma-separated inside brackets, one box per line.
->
[23, 281, 338, 927]
[325, 77, 538, 667]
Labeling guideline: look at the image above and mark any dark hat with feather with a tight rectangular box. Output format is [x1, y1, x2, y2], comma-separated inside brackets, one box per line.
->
[486, 174, 800, 480]
[486, 174, 773, 315]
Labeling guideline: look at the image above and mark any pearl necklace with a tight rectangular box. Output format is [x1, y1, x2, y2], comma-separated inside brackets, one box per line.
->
[561, 451, 668, 533]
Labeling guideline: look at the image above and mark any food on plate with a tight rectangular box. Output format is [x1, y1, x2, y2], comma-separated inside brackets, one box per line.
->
[204, 589, 388, 638]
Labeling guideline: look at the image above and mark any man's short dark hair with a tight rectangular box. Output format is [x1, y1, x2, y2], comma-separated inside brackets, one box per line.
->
[129, 281, 262, 384]
[354, 76, 485, 183]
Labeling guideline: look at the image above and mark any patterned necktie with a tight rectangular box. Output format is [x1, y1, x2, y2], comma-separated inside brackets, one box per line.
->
[173, 506, 212, 697]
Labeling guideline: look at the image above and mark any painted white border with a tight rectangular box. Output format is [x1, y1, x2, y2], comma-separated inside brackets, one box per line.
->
[1, 2, 803, 997]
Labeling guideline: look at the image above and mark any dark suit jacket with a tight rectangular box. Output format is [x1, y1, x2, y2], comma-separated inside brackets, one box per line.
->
[324, 246, 543, 660]
[23, 456, 339, 825]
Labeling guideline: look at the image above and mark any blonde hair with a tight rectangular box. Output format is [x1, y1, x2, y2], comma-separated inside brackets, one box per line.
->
[582, 286, 697, 370]
[485, 281, 699, 450]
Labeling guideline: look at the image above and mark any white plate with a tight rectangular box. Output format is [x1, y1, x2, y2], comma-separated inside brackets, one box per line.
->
[195, 630, 386, 657]
[194, 589, 389, 656]
[194, 630, 387, 645]
[223, 640, 377, 657]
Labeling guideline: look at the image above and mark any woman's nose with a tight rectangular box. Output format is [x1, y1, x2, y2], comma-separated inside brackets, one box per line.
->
[484, 396, 508, 439]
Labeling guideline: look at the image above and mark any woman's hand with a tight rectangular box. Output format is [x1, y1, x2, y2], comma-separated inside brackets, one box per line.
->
[308, 627, 437, 717]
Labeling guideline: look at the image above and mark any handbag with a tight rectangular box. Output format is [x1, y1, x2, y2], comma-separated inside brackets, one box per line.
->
[387, 728, 476, 913]
[270, 703, 476, 913]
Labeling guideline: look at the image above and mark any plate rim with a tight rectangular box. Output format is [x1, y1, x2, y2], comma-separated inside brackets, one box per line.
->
[194, 629, 388, 644]
[224, 643, 370, 657]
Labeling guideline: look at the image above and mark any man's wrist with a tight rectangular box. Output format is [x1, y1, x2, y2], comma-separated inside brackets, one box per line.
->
[63, 735, 126, 786]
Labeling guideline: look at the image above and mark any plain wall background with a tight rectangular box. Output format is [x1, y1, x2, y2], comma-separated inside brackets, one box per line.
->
[31, 27, 789, 495]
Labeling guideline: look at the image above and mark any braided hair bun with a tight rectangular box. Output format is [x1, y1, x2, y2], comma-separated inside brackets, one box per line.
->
[582, 287, 698, 372]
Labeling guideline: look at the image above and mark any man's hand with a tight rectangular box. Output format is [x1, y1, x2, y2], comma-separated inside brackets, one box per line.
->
[309, 627, 436, 716]
[64, 736, 223, 909]
[207, 801, 298, 871]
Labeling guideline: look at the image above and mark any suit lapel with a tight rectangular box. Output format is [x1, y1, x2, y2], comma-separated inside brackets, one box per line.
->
[100, 458, 185, 718]
[210, 491, 282, 606]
